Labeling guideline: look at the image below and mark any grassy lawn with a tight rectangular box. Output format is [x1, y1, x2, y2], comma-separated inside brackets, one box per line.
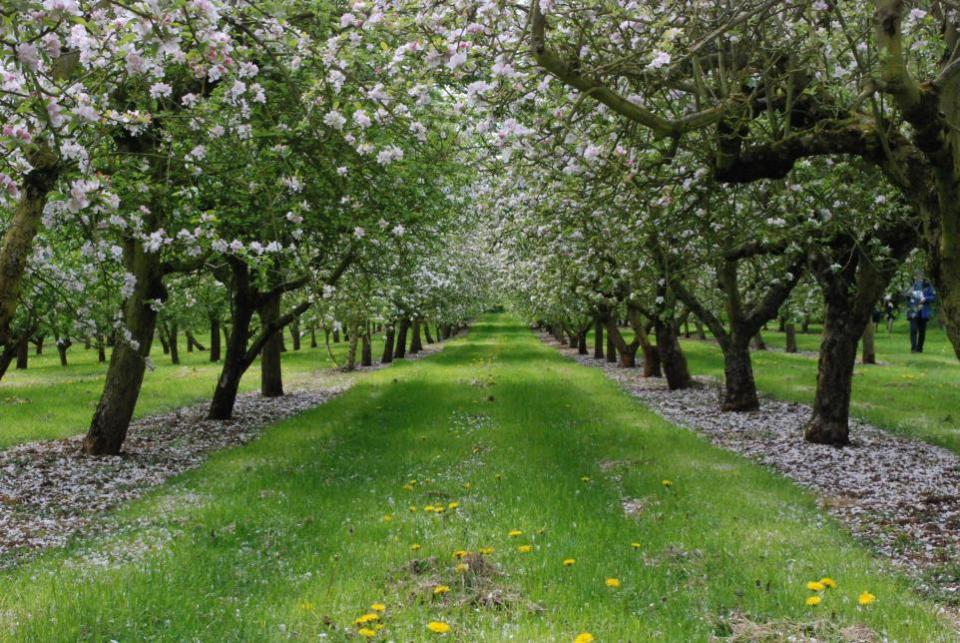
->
[0, 333, 382, 450]
[0, 316, 952, 640]
[673, 322, 960, 453]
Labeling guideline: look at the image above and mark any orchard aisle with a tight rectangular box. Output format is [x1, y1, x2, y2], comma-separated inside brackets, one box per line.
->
[0, 316, 954, 641]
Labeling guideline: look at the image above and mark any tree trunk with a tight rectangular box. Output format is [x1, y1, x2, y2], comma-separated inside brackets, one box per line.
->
[381, 325, 395, 364]
[83, 247, 164, 455]
[346, 329, 359, 371]
[333, 329, 340, 343]
[168, 322, 180, 365]
[33, 335, 43, 355]
[15, 335, 28, 369]
[719, 338, 759, 411]
[395, 319, 409, 358]
[751, 331, 767, 351]
[424, 323, 435, 344]
[57, 338, 71, 367]
[0, 344, 15, 381]
[310, 324, 318, 348]
[210, 318, 221, 362]
[361, 326, 372, 366]
[593, 318, 604, 359]
[158, 331, 170, 354]
[861, 319, 876, 365]
[641, 344, 662, 377]
[291, 319, 301, 351]
[577, 330, 588, 355]
[208, 265, 256, 420]
[410, 319, 423, 354]
[259, 295, 283, 397]
[695, 320, 706, 340]
[605, 319, 639, 368]
[0, 146, 59, 348]
[785, 323, 798, 353]
[655, 319, 691, 390]
[97, 337, 106, 363]
[804, 318, 861, 446]
[605, 326, 617, 363]
[186, 330, 206, 352]
[567, 329, 578, 348]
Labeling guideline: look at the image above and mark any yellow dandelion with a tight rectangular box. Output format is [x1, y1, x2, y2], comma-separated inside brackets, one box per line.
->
[820, 577, 837, 589]
[411, 543, 421, 551]
[858, 591, 876, 606]
[805, 595, 821, 606]
[409, 506, 418, 513]
[517, 545, 533, 553]
[298, 601, 315, 612]
[806, 581, 825, 592]
[563, 558, 576, 566]
[453, 550, 469, 559]
[403, 484, 414, 492]
[358, 627, 377, 638]
[434, 506, 445, 514]
[455, 563, 469, 573]
[354, 613, 380, 625]
[605, 578, 621, 588]
[661, 479, 673, 488]
[574, 634, 595, 643]
[424, 505, 435, 512]
[382, 515, 393, 522]
[427, 621, 451, 634]
[409, 479, 417, 485]
[448, 501, 459, 510]
[371, 603, 386, 612]
[631, 542, 642, 549]
[479, 547, 495, 555]
[581, 476, 591, 482]
[508, 529, 522, 537]
[433, 585, 450, 595]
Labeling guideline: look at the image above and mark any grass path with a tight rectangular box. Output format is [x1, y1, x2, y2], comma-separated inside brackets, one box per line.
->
[0, 317, 954, 641]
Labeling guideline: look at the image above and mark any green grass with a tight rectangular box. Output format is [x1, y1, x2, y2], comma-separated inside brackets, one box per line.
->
[0, 333, 382, 450]
[0, 316, 953, 641]
[674, 321, 960, 453]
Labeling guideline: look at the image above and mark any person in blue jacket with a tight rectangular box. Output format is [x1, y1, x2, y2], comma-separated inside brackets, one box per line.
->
[906, 276, 936, 353]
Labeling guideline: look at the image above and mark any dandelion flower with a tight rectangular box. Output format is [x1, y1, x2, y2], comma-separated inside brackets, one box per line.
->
[448, 501, 459, 510]
[820, 577, 837, 589]
[574, 634, 595, 643]
[563, 558, 576, 566]
[581, 476, 591, 482]
[455, 563, 469, 573]
[479, 547, 495, 555]
[358, 627, 376, 638]
[453, 550, 469, 559]
[433, 585, 450, 595]
[355, 613, 379, 625]
[806, 581, 825, 592]
[661, 479, 673, 488]
[382, 515, 393, 522]
[411, 543, 421, 551]
[631, 542, 642, 549]
[517, 545, 533, 553]
[371, 603, 386, 612]
[424, 505, 435, 512]
[403, 484, 414, 492]
[409, 506, 418, 513]
[427, 621, 451, 634]
[858, 591, 876, 606]
[605, 578, 621, 588]
[508, 529, 522, 537]
[805, 595, 821, 606]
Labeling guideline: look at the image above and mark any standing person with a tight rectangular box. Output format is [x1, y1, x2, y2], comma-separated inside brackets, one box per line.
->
[906, 276, 936, 353]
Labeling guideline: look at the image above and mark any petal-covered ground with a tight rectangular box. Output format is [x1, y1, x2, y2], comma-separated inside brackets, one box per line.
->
[0, 317, 955, 641]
